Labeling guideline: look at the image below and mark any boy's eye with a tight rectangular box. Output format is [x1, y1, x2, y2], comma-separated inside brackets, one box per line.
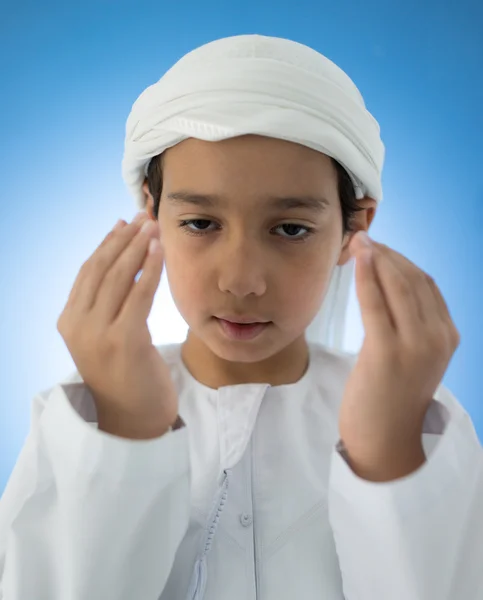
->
[178, 219, 315, 242]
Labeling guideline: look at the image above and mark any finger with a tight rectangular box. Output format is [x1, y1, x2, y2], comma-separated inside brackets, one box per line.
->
[425, 276, 461, 346]
[377, 242, 460, 349]
[94, 219, 160, 323]
[97, 219, 127, 251]
[94, 220, 128, 254]
[374, 242, 443, 326]
[64, 219, 126, 310]
[352, 239, 395, 339]
[113, 219, 127, 232]
[67, 216, 149, 313]
[370, 244, 421, 340]
[424, 274, 452, 322]
[118, 236, 165, 324]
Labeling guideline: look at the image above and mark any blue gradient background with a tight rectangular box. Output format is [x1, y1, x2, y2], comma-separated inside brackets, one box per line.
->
[1, 0, 482, 492]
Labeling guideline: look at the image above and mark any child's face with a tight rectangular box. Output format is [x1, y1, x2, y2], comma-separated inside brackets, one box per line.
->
[145, 134, 375, 367]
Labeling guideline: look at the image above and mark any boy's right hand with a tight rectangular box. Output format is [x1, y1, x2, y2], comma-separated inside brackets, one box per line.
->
[57, 212, 180, 439]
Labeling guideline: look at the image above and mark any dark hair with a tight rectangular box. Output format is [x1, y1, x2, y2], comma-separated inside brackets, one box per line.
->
[146, 152, 364, 235]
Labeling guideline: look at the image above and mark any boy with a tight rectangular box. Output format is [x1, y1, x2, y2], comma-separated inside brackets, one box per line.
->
[0, 34, 482, 600]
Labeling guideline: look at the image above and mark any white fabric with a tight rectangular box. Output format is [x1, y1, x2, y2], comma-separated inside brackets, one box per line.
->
[121, 34, 385, 351]
[1, 341, 482, 599]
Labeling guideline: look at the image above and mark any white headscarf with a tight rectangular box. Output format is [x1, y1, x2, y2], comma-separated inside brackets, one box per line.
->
[122, 34, 385, 351]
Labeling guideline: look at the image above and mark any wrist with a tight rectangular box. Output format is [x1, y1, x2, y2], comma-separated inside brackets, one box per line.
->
[97, 409, 182, 440]
[341, 439, 426, 482]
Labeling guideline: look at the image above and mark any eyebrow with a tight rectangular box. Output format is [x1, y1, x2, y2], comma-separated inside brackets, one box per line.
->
[166, 191, 330, 213]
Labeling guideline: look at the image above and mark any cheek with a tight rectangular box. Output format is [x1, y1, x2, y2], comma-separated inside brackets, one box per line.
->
[163, 247, 207, 317]
[281, 253, 335, 305]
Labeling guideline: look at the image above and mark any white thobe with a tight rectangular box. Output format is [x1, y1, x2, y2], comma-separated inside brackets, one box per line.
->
[1, 342, 482, 599]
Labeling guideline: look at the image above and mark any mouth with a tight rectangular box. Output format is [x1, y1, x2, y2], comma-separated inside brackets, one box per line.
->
[217, 315, 270, 324]
[215, 317, 272, 341]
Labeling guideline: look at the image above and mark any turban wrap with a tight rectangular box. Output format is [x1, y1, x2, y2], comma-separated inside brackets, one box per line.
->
[122, 34, 385, 351]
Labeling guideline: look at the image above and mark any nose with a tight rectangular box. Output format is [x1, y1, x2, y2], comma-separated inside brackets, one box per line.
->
[217, 242, 267, 298]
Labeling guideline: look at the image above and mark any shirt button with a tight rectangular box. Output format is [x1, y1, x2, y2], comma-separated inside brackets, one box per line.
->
[240, 513, 253, 527]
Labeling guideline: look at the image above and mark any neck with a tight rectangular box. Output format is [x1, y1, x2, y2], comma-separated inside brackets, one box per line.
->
[181, 330, 310, 389]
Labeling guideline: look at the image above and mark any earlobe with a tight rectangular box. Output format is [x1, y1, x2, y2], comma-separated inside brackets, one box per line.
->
[337, 198, 377, 266]
[358, 198, 377, 230]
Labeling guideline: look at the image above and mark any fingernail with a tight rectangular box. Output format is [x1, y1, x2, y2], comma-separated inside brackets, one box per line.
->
[148, 238, 161, 255]
[358, 231, 372, 247]
[113, 219, 124, 231]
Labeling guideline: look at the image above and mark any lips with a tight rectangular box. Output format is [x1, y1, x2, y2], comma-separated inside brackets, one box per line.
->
[216, 318, 270, 340]
[217, 315, 269, 324]
[227, 320, 262, 325]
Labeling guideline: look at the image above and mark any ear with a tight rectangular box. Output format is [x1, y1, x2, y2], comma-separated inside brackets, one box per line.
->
[142, 179, 156, 220]
[337, 197, 377, 266]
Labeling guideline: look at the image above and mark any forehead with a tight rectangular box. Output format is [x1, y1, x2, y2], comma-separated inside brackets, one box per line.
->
[161, 135, 339, 202]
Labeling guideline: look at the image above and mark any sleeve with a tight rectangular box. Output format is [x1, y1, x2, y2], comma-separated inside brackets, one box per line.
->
[0, 381, 191, 600]
[328, 384, 483, 600]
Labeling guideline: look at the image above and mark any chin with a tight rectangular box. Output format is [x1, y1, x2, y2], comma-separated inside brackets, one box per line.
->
[206, 321, 287, 364]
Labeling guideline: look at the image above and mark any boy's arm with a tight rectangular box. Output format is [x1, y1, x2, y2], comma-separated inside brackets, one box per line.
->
[328, 385, 483, 600]
[0, 382, 191, 600]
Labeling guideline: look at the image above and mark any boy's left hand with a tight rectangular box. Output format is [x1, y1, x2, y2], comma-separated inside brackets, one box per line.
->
[339, 232, 460, 481]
